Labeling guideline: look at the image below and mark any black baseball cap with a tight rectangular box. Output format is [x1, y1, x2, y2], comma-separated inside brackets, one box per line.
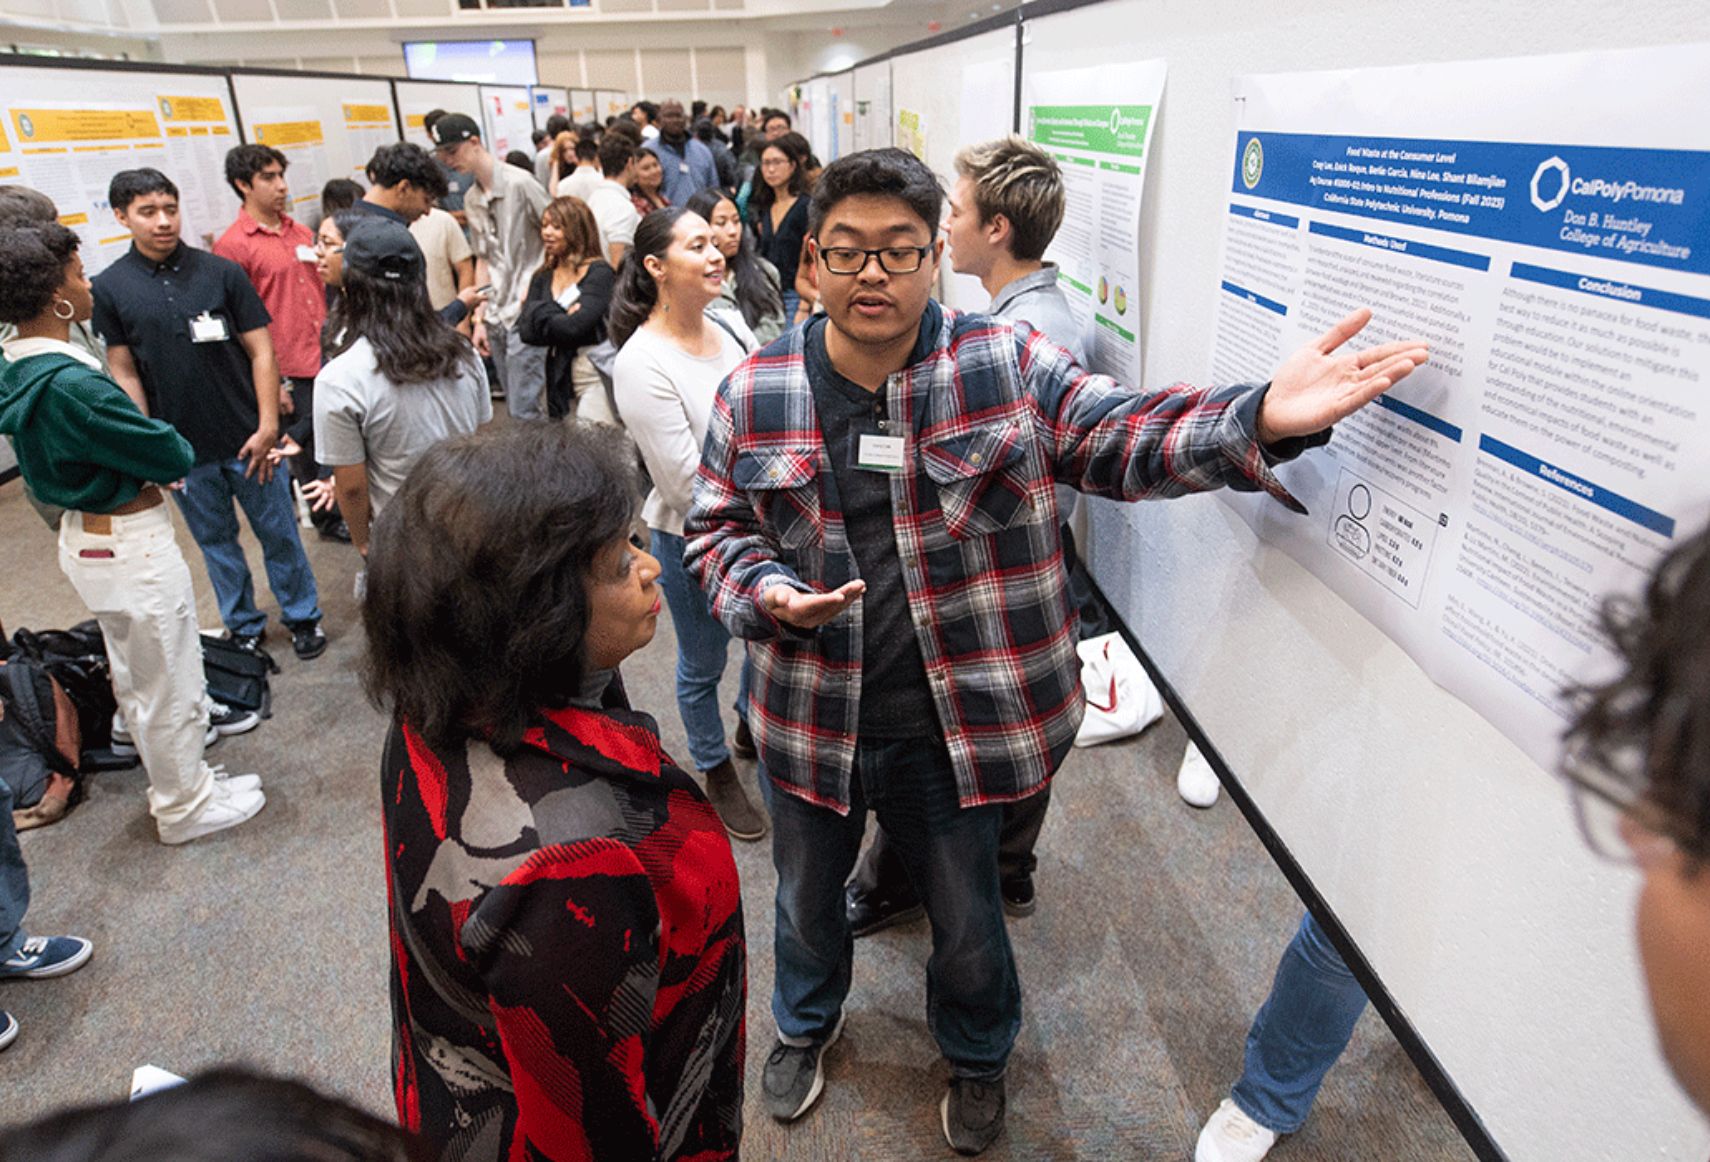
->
[428, 113, 480, 149]
[342, 217, 425, 283]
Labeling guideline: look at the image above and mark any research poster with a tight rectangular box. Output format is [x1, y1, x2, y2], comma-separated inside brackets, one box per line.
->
[341, 101, 397, 183]
[480, 86, 534, 157]
[0, 72, 238, 273]
[1023, 60, 1166, 384]
[1212, 44, 1710, 771]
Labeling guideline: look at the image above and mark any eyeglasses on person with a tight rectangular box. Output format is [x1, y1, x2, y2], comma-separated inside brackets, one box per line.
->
[817, 245, 932, 276]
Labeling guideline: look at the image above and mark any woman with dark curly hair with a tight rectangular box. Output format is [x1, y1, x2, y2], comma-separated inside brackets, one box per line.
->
[1562, 521, 1710, 1117]
[367, 421, 745, 1161]
[0, 223, 265, 847]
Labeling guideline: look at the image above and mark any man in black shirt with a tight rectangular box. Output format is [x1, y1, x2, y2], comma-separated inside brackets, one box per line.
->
[93, 168, 325, 660]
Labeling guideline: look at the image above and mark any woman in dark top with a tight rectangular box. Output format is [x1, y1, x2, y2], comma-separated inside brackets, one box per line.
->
[516, 196, 616, 423]
[367, 421, 745, 1162]
[630, 149, 671, 216]
[750, 130, 813, 326]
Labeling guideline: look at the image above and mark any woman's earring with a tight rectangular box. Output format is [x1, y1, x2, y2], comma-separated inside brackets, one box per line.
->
[52, 298, 75, 321]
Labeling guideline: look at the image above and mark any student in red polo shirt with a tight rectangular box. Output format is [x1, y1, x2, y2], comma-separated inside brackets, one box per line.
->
[214, 144, 344, 541]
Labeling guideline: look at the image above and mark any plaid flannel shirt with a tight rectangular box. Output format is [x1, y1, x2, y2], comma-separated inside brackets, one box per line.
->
[684, 304, 1320, 813]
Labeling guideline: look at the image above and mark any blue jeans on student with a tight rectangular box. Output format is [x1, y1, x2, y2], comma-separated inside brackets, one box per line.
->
[0, 776, 31, 961]
[652, 529, 751, 772]
[1230, 911, 1370, 1133]
[173, 458, 322, 638]
[781, 289, 801, 325]
[765, 735, 1020, 1080]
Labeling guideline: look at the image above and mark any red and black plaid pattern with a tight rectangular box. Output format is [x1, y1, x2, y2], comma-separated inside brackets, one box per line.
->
[685, 306, 1310, 813]
[383, 692, 745, 1161]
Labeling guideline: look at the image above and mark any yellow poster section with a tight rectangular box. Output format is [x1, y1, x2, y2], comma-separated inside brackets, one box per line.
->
[0, 119, 13, 179]
[252, 120, 325, 147]
[10, 107, 161, 147]
[158, 94, 227, 123]
[342, 102, 392, 127]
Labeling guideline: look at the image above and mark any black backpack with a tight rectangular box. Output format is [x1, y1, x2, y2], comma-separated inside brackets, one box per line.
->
[11, 621, 118, 753]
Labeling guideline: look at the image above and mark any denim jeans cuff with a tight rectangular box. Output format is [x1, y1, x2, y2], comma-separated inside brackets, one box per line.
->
[1231, 1092, 1301, 1136]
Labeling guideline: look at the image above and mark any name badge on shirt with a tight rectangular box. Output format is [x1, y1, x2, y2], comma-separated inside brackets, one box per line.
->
[295, 243, 317, 263]
[189, 312, 229, 343]
[854, 419, 906, 473]
[679, 161, 691, 175]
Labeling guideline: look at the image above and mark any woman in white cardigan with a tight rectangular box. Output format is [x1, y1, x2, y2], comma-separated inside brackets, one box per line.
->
[610, 206, 765, 842]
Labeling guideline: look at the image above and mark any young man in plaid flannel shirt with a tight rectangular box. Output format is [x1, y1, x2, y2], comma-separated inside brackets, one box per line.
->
[684, 148, 1428, 1155]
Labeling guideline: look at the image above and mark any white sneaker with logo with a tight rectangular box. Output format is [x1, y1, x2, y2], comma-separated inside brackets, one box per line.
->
[1196, 1099, 1278, 1162]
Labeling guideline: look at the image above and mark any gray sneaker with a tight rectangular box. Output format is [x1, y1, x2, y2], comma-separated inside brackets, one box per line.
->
[761, 1011, 845, 1122]
[942, 1075, 1006, 1156]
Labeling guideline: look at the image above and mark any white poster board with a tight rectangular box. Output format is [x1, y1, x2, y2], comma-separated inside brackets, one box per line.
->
[1020, 1, 1710, 1159]
[595, 90, 630, 124]
[828, 70, 855, 162]
[531, 86, 567, 130]
[1023, 60, 1165, 383]
[889, 26, 1017, 311]
[569, 88, 596, 125]
[392, 79, 482, 152]
[229, 72, 400, 223]
[0, 63, 239, 273]
[852, 60, 891, 154]
[478, 85, 535, 158]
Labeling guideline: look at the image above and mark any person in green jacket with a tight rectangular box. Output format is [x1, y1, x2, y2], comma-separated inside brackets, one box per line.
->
[0, 222, 266, 848]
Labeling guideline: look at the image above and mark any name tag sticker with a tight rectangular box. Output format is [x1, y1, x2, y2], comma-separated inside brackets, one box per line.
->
[295, 244, 317, 263]
[679, 161, 691, 175]
[189, 312, 229, 343]
[856, 432, 906, 473]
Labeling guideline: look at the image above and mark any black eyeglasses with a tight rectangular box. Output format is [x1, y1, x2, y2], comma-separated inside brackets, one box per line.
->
[818, 245, 932, 276]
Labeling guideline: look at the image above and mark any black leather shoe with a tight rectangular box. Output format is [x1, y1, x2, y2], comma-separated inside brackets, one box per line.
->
[845, 881, 923, 938]
[1001, 876, 1036, 918]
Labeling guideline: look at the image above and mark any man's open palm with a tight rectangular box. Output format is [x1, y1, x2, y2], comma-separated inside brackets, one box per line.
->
[1257, 308, 1429, 444]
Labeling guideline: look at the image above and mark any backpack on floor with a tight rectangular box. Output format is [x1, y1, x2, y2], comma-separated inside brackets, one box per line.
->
[11, 621, 118, 752]
[0, 653, 83, 830]
[201, 633, 276, 717]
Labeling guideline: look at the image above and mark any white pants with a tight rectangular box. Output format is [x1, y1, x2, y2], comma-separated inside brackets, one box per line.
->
[58, 505, 214, 826]
[571, 350, 620, 428]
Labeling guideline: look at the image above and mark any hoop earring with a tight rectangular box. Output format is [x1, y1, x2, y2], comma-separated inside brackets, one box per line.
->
[52, 298, 75, 321]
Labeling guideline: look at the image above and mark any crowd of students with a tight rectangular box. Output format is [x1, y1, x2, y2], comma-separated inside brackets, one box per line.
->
[0, 82, 1707, 1162]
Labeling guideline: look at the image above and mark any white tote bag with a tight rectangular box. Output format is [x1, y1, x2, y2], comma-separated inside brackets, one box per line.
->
[1073, 632, 1164, 748]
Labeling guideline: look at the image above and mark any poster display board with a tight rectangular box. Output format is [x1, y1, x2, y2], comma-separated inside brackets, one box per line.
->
[828, 70, 855, 162]
[1023, 60, 1165, 383]
[852, 61, 891, 154]
[229, 72, 400, 221]
[568, 88, 596, 125]
[531, 86, 567, 130]
[595, 90, 630, 123]
[392, 78, 482, 151]
[1214, 44, 1710, 777]
[0, 63, 238, 273]
[478, 85, 534, 158]
[889, 26, 1017, 311]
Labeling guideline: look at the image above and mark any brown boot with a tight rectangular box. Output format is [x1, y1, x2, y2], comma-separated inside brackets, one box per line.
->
[703, 758, 767, 841]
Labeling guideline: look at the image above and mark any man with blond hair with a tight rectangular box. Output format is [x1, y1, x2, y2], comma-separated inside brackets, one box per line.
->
[844, 134, 1101, 939]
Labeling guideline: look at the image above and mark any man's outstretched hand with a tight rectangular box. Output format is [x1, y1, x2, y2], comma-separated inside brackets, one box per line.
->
[1257, 308, 1429, 444]
[764, 580, 866, 629]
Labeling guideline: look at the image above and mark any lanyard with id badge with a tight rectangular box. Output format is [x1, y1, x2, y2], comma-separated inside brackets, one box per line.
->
[189, 311, 229, 344]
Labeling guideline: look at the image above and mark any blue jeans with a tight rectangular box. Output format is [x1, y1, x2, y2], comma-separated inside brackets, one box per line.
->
[781, 289, 801, 325]
[765, 736, 1020, 1079]
[0, 775, 31, 960]
[1231, 912, 1369, 1133]
[652, 530, 750, 772]
[173, 459, 322, 637]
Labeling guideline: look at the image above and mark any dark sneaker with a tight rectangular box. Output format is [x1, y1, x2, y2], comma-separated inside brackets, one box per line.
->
[227, 630, 265, 653]
[1001, 876, 1036, 918]
[0, 935, 94, 980]
[846, 881, 924, 938]
[209, 701, 261, 738]
[703, 759, 766, 841]
[113, 720, 216, 756]
[762, 1012, 844, 1122]
[942, 1076, 1006, 1156]
[288, 622, 327, 661]
[317, 518, 352, 544]
[0, 1011, 16, 1051]
[732, 716, 757, 759]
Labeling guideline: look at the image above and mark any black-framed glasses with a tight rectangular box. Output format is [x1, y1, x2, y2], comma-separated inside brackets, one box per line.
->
[818, 245, 932, 276]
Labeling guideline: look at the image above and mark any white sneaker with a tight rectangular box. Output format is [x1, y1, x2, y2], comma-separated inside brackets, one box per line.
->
[207, 764, 262, 796]
[1196, 1099, 1278, 1162]
[157, 780, 266, 845]
[1177, 743, 1222, 808]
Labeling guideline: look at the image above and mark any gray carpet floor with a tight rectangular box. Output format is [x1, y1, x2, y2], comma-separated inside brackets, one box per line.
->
[0, 465, 1473, 1159]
